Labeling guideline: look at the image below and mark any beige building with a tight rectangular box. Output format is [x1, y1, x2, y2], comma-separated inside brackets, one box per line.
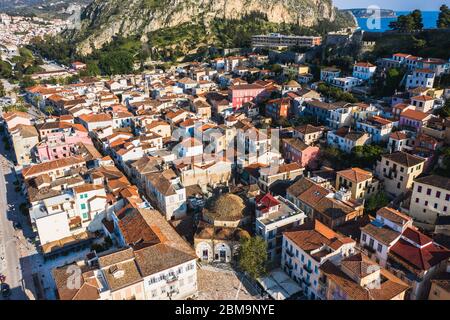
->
[408, 175, 450, 231]
[428, 277, 450, 300]
[10, 124, 39, 166]
[145, 120, 171, 138]
[336, 167, 380, 200]
[195, 193, 251, 263]
[173, 155, 232, 189]
[375, 151, 425, 197]
[293, 124, 324, 146]
[321, 253, 409, 300]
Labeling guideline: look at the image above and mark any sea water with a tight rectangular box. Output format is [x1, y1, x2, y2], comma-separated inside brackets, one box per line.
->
[357, 11, 440, 32]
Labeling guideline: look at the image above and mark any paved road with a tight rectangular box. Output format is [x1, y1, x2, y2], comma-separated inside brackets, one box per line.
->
[0, 130, 37, 300]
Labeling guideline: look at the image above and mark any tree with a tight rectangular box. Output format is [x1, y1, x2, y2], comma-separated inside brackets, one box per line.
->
[365, 192, 389, 215]
[99, 50, 134, 75]
[376, 68, 405, 97]
[238, 236, 268, 280]
[437, 99, 450, 118]
[410, 10, 424, 30]
[389, 14, 416, 32]
[351, 144, 385, 168]
[437, 5, 450, 28]
[44, 106, 54, 115]
[19, 76, 36, 89]
[0, 81, 5, 97]
[0, 60, 13, 79]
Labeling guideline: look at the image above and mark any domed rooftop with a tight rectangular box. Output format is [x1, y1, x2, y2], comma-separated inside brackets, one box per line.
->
[203, 193, 246, 222]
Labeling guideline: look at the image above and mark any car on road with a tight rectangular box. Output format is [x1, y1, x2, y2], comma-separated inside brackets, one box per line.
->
[1, 283, 11, 298]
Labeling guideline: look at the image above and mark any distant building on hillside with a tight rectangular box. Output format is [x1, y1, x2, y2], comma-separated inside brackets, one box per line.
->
[251, 33, 322, 49]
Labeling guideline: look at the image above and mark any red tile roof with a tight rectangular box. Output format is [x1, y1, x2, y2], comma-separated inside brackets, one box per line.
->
[390, 228, 450, 271]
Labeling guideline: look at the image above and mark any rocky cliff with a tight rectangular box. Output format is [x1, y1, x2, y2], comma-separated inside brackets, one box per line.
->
[71, 0, 349, 55]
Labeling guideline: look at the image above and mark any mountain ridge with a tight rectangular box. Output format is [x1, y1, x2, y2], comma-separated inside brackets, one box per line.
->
[69, 0, 354, 55]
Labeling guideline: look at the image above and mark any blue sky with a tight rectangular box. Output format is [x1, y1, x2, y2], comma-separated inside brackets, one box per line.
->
[333, 0, 448, 11]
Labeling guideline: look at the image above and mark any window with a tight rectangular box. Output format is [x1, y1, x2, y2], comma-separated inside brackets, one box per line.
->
[417, 186, 422, 193]
[362, 233, 367, 242]
[415, 198, 419, 203]
[436, 191, 441, 198]
[369, 238, 374, 248]
[426, 188, 431, 195]
[446, 194, 450, 201]
[434, 203, 438, 209]
[314, 266, 318, 274]
[377, 244, 382, 253]
[80, 203, 86, 210]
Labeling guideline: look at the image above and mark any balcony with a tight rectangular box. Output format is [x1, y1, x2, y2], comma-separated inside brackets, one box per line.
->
[69, 216, 82, 231]
[165, 274, 178, 284]
[286, 249, 294, 257]
[303, 264, 313, 274]
[302, 278, 311, 287]
[362, 244, 376, 254]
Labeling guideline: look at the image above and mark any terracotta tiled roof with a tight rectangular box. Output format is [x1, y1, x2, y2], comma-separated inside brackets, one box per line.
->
[400, 109, 430, 121]
[389, 131, 408, 140]
[414, 175, 450, 191]
[338, 167, 372, 183]
[22, 156, 85, 179]
[376, 207, 412, 226]
[382, 151, 424, 167]
[389, 228, 450, 271]
[283, 220, 354, 253]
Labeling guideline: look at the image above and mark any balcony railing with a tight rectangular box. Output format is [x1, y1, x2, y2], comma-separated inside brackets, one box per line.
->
[285, 262, 294, 270]
[165, 274, 178, 284]
[286, 249, 294, 257]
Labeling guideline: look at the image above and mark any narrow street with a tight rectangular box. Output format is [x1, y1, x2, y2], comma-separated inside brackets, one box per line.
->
[0, 128, 38, 300]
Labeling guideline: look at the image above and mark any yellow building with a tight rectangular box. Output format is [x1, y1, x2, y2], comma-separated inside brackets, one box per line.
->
[336, 167, 380, 200]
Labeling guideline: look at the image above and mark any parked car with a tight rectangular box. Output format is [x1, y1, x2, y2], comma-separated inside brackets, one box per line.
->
[1, 283, 11, 298]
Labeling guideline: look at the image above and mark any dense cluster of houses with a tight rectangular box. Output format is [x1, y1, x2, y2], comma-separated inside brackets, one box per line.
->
[1, 46, 450, 301]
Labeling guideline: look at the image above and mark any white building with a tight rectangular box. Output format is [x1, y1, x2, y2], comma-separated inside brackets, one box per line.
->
[406, 69, 435, 90]
[408, 175, 450, 231]
[255, 193, 306, 266]
[360, 207, 413, 267]
[281, 220, 356, 300]
[144, 169, 187, 220]
[329, 77, 362, 92]
[352, 62, 376, 81]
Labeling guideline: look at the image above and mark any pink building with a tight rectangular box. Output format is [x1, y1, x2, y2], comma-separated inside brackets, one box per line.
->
[37, 123, 93, 162]
[229, 84, 265, 109]
[282, 138, 319, 169]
